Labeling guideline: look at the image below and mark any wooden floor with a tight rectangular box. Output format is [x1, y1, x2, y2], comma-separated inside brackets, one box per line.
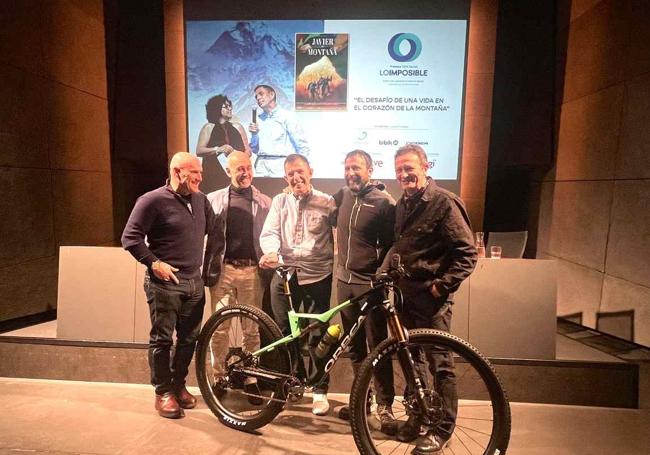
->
[1, 377, 649, 455]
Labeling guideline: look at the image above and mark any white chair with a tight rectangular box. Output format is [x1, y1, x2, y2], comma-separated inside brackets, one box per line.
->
[486, 231, 528, 258]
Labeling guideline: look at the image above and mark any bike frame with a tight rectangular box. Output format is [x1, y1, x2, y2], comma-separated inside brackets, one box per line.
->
[224, 269, 444, 425]
[250, 282, 392, 384]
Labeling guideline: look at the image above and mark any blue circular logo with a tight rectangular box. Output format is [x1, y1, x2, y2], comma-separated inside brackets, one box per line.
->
[388, 33, 422, 62]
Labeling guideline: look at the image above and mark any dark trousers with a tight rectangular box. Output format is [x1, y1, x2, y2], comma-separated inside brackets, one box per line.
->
[400, 285, 457, 441]
[338, 280, 395, 406]
[270, 273, 332, 394]
[144, 272, 206, 395]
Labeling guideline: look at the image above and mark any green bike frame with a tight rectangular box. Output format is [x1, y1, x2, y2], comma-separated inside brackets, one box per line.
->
[251, 298, 355, 357]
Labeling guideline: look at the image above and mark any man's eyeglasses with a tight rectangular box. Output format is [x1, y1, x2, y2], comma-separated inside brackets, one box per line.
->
[222, 104, 233, 109]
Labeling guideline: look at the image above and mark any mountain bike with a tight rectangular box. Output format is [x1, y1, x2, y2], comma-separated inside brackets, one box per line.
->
[195, 258, 511, 455]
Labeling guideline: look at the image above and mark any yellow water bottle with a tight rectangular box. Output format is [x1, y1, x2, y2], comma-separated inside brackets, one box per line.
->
[315, 324, 341, 358]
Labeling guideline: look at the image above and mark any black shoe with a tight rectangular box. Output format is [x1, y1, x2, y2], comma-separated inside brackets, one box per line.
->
[211, 380, 226, 399]
[397, 414, 422, 442]
[338, 405, 351, 421]
[411, 431, 446, 455]
[244, 382, 264, 405]
[377, 404, 398, 436]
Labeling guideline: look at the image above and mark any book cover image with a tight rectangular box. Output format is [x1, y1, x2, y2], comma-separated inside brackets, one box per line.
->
[295, 33, 348, 111]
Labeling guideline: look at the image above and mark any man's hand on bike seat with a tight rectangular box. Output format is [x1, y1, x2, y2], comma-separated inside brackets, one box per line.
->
[259, 252, 280, 270]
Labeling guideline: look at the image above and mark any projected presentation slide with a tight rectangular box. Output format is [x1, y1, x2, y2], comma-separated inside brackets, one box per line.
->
[186, 19, 467, 188]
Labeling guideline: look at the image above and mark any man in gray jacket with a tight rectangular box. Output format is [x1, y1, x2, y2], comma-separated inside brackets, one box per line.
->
[204, 151, 272, 404]
[333, 150, 397, 434]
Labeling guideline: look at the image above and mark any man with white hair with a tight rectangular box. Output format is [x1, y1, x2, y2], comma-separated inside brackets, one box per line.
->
[122, 152, 222, 419]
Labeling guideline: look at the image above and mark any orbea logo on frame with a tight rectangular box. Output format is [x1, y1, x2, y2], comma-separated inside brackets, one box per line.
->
[387, 33, 423, 62]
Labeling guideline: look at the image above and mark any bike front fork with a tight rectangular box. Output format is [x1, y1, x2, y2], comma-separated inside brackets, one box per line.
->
[387, 310, 435, 424]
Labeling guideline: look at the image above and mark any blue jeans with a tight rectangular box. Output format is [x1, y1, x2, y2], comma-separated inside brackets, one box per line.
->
[144, 271, 205, 394]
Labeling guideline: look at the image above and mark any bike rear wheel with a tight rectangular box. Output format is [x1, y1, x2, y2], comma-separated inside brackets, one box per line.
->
[350, 329, 510, 455]
[195, 304, 291, 431]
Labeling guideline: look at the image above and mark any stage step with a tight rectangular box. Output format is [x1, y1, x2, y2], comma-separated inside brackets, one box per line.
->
[0, 336, 639, 409]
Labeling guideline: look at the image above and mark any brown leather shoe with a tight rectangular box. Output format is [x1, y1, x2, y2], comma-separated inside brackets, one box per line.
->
[155, 392, 183, 418]
[175, 385, 197, 409]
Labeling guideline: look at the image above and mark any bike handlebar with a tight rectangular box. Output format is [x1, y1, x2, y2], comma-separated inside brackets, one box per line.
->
[372, 254, 411, 286]
[273, 255, 409, 285]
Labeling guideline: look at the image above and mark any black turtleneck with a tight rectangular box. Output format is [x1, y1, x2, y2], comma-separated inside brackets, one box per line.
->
[224, 185, 257, 261]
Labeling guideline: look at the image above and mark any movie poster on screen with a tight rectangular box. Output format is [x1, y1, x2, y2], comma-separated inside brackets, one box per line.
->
[295, 33, 348, 111]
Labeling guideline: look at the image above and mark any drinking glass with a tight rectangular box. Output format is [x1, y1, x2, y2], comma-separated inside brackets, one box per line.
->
[475, 232, 486, 258]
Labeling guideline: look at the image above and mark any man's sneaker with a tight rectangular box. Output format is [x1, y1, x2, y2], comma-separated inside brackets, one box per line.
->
[244, 381, 264, 405]
[377, 404, 398, 436]
[312, 393, 330, 416]
[411, 431, 447, 455]
[397, 414, 422, 442]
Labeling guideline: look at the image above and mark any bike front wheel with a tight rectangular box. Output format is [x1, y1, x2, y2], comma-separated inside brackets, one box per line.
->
[350, 329, 511, 455]
[195, 304, 291, 431]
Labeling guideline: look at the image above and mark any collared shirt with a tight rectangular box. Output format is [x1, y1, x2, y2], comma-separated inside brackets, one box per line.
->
[260, 188, 334, 285]
[250, 106, 310, 158]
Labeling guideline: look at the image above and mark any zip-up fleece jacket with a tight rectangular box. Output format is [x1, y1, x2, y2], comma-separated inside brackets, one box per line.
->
[332, 183, 396, 285]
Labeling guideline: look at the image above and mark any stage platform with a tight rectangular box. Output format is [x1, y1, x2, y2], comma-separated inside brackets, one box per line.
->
[1, 377, 649, 455]
[0, 319, 645, 409]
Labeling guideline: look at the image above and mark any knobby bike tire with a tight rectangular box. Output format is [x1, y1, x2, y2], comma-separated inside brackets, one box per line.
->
[350, 329, 511, 455]
[196, 304, 291, 431]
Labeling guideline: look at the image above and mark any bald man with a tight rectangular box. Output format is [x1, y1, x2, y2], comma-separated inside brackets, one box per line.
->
[122, 152, 223, 419]
[203, 151, 272, 404]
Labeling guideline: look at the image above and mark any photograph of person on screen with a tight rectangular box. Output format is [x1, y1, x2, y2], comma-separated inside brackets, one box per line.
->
[248, 84, 310, 178]
[196, 94, 251, 192]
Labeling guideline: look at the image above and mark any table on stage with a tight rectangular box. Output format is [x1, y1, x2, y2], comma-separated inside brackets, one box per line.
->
[57, 247, 556, 360]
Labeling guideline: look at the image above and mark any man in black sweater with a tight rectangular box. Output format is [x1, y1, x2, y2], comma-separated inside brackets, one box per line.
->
[333, 150, 397, 434]
[122, 152, 222, 419]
